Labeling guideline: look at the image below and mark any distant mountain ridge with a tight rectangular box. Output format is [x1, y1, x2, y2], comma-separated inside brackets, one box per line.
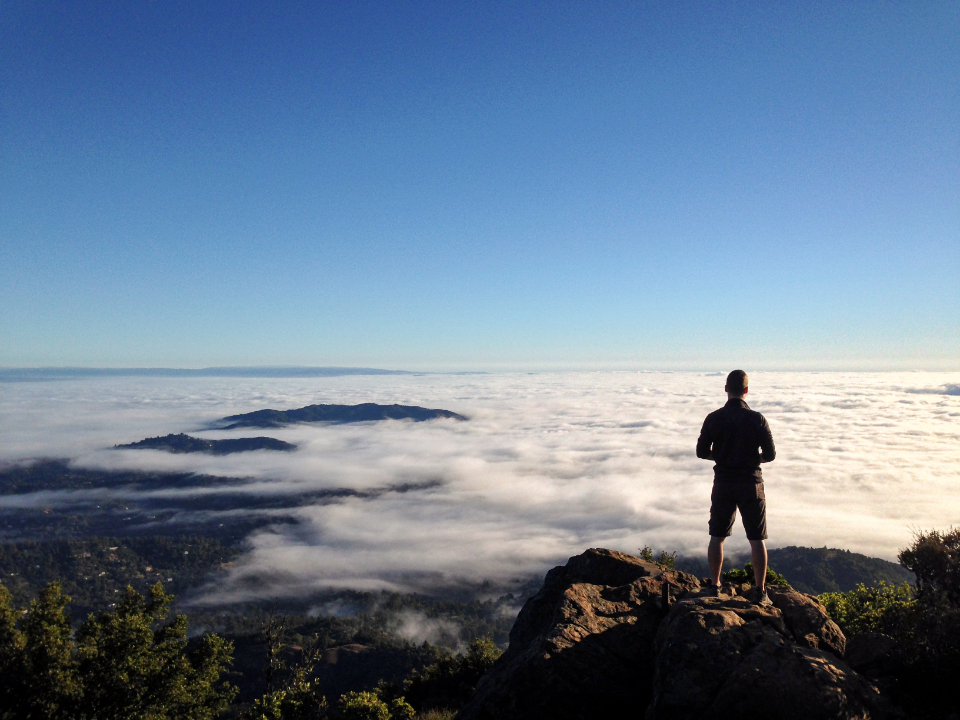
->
[767, 545, 913, 593]
[676, 545, 913, 594]
[0, 366, 415, 382]
[216, 402, 467, 429]
[116, 433, 296, 454]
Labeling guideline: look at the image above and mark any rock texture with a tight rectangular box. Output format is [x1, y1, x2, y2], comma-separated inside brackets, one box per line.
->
[459, 549, 699, 720]
[649, 586, 899, 720]
[458, 549, 904, 720]
[766, 585, 846, 657]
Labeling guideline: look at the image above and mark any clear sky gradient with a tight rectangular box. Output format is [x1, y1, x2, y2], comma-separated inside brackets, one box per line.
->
[2, 1, 957, 370]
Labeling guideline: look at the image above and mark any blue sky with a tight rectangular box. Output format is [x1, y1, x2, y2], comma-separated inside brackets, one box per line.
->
[2, 1, 957, 370]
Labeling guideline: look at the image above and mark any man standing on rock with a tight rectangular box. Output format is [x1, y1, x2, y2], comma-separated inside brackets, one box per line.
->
[696, 369, 776, 605]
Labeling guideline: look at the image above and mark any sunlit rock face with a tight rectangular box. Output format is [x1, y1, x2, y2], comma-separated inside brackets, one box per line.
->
[459, 548, 903, 720]
[460, 548, 696, 719]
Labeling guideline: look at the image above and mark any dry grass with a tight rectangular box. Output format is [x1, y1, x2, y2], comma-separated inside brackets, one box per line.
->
[415, 709, 457, 720]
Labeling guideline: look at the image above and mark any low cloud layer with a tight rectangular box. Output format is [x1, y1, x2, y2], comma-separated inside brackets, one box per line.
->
[2, 371, 958, 604]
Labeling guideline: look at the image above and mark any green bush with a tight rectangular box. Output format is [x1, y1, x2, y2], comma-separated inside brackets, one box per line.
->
[403, 637, 501, 713]
[818, 582, 915, 637]
[337, 691, 391, 720]
[721, 562, 789, 587]
[638, 546, 676, 569]
[0, 580, 235, 720]
[817, 530, 960, 717]
[245, 663, 329, 720]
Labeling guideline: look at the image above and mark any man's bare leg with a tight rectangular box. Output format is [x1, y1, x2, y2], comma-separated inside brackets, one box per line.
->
[708, 536, 725, 586]
[750, 539, 768, 592]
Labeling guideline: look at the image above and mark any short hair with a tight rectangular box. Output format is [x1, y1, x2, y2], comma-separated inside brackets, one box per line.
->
[726, 369, 748, 395]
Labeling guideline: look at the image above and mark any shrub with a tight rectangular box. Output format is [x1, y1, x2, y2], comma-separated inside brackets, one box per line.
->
[818, 582, 915, 638]
[387, 697, 416, 720]
[413, 710, 456, 720]
[638, 546, 676, 569]
[721, 562, 789, 587]
[245, 639, 416, 720]
[337, 691, 393, 720]
[245, 663, 329, 720]
[403, 637, 501, 713]
[818, 530, 960, 717]
[895, 597, 960, 714]
[895, 529, 960, 715]
[0, 580, 235, 720]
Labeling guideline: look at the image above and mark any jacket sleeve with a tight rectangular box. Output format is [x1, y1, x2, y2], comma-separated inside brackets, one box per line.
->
[696, 417, 713, 460]
[759, 415, 776, 463]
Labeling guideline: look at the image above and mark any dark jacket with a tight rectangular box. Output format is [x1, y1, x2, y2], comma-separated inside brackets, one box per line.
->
[696, 398, 776, 482]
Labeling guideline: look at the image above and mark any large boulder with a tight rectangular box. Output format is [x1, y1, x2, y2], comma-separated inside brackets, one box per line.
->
[459, 549, 905, 720]
[458, 548, 699, 720]
[647, 588, 902, 719]
[766, 585, 846, 657]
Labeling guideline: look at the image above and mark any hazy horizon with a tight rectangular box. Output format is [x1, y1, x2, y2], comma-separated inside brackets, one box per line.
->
[3, 363, 958, 375]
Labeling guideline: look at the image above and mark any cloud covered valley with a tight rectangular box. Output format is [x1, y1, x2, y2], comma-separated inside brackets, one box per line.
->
[1, 371, 958, 607]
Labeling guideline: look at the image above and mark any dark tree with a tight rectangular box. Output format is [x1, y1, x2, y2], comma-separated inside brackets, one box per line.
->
[899, 527, 960, 605]
[0, 581, 236, 720]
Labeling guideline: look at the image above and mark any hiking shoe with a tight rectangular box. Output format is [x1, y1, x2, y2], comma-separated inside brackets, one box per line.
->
[757, 589, 773, 607]
[703, 583, 720, 598]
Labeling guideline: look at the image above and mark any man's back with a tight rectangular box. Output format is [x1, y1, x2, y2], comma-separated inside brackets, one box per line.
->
[696, 398, 775, 481]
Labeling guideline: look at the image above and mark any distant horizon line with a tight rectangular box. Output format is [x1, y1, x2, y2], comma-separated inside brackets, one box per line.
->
[1, 364, 957, 381]
[0, 366, 420, 381]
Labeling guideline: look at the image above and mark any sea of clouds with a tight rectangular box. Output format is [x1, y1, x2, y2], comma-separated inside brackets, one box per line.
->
[1, 371, 958, 604]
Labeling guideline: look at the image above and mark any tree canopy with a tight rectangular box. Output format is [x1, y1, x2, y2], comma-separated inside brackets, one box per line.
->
[0, 580, 235, 720]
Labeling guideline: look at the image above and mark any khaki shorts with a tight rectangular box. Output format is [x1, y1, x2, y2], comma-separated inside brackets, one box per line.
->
[709, 481, 768, 541]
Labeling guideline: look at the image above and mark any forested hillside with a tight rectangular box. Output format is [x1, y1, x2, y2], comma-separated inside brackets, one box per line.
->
[675, 545, 912, 593]
[0, 536, 237, 617]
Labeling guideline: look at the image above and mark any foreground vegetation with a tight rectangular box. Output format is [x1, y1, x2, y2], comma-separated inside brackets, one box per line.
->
[0, 581, 235, 720]
[818, 529, 960, 718]
[0, 578, 501, 720]
[244, 636, 500, 720]
[1, 530, 957, 718]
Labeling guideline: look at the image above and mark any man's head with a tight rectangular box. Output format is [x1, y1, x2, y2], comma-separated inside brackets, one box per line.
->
[725, 369, 748, 398]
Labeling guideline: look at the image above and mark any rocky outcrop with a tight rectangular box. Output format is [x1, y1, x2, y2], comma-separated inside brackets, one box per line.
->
[649, 586, 900, 720]
[458, 549, 904, 720]
[459, 548, 699, 719]
[766, 585, 846, 657]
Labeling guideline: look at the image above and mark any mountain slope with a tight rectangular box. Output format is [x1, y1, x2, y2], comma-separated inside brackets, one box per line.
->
[767, 545, 913, 593]
[116, 433, 296, 454]
[676, 545, 913, 593]
[217, 402, 467, 429]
